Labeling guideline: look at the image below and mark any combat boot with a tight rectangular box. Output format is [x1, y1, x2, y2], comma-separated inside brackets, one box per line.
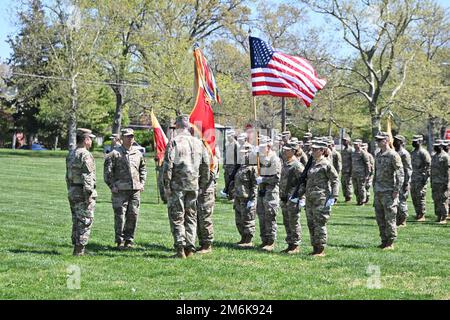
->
[237, 235, 254, 248]
[287, 245, 300, 255]
[73, 244, 85, 256]
[281, 244, 293, 253]
[117, 241, 125, 250]
[313, 245, 325, 257]
[345, 197, 352, 202]
[438, 217, 447, 225]
[262, 241, 275, 252]
[416, 215, 426, 222]
[185, 248, 195, 257]
[124, 240, 134, 249]
[172, 247, 186, 259]
[236, 235, 245, 245]
[197, 243, 212, 254]
[378, 242, 387, 249]
[309, 246, 318, 255]
[382, 241, 394, 250]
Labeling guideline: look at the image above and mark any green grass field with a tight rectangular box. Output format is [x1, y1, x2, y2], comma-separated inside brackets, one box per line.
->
[0, 149, 448, 300]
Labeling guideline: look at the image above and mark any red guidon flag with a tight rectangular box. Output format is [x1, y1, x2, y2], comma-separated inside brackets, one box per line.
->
[150, 109, 168, 166]
[190, 47, 220, 157]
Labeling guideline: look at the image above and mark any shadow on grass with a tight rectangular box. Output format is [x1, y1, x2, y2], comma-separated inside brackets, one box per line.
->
[331, 222, 374, 227]
[327, 243, 372, 249]
[8, 248, 61, 255]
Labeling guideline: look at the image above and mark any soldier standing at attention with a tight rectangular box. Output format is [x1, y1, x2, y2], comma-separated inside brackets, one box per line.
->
[410, 135, 431, 221]
[223, 130, 237, 195]
[431, 140, 450, 224]
[104, 128, 147, 249]
[393, 135, 412, 227]
[298, 140, 339, 257]
[361, 143, 375, 204]
[279, 142, 304, 254]
[66, 128, 97, 256]
[256, 137, 281, 252]
[197, 151, 219, 254]
[341, 135, 354, 202]
[351, 139, 371, 205]
[233, 144, 258, 247]
[373, 132, 404, 250]
[292, 138, 308, 167]
[163, 115, 210, 258]
[329, 138, 342, 176]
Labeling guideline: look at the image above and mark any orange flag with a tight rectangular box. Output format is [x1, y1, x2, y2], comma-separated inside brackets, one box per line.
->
[150, 109, 168, 166]
[190, 47, 220, 157]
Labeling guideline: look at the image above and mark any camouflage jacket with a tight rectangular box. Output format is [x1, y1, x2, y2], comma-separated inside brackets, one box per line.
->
[258, 150, 281, 190]
[297, 149, 309, 167]
[201, 155, 220, 193]
[411, 147, 431, 182]
[280, 157, 304, 200]
[234, 164, 258, 200]
[397, 147, 412, 189]
[225, 140, 238, 166]
[299, 156, 339, 199]
[341, 146, 354, 174]
[163, 130, 210, 192]
[104, 145, 147, 191]
[66, 147, 97, 197]
[431, 152, 450, 186]
[374, 148, 404, 193]
[367, 152, 375, 177]
[331, 149, 342, 175]
[351, 150, 371, 178]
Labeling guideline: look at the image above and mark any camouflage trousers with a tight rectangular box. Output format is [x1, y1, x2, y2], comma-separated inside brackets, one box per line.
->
[365, 176, 373, 202]
[156, 166, 167, 203]
[374, 191, 398, 244]
[257, 187, 279, 244]
[234, 197, 256, 238]
[280, 200, 301, 246]
[411, 178, 428, 217]
[341, 173, 353, 200]
[224, 165, 236, 200]
[168, 190, 198, 251]
[431, 183, 449, 220]
[68, 188, 95, 246]
[112, 190, 141, 244]
[397, 188, 410, 224]
[305, 193, 331, 247]
[352, 175, 367, 204]
[197, 189, 215, 246]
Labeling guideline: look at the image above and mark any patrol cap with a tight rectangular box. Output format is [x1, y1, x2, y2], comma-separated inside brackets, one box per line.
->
[342, 134, 351, 141]
[303, 132, 313, 138]
[226, 130, 236, 136]
[259, 136, 273, 147]
[121, 128, 134, 136]
[76, 128, 96, 139]
[282, 142, 298, 151]
[433, 139, 444, 146]
[240, 143, 253, 153]
[362, 143, 369, 148]
[304, 141, 312, 146]
[375, 132, 390, 140]
[353, 139, 363, 145]
[281, 131, 291, 136]
[412, 135, 424, 142]
[237, 133, 247, 141]
[175, 114, 190, 128]
[394, 135, 406, 144]
[311, 140, 328, 149]
[109, 133, 119, 139]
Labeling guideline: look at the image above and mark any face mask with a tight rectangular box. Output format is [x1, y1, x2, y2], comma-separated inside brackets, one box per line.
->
[412, 141, 419, 149]
[434, 146, 441, 153]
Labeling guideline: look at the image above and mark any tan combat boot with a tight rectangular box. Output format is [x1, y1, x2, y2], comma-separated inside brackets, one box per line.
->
[197, 243, 212, 254]
[382, 241, 395, 250]
[416, 215, 426, 222]
[438, 217, 447, 225]
[237, 235, 254, 248]
[117, 241, 125, 250]
[262, 241, 275, 252]
[281, 244, 293, 253]
[124, 240, 134, 249]
[287, 245, 300, 255]
[73, 244, 85, 256]
[172, 247, 186, 259]
[185, 248, 195, 258]
[313, 245, 325, 257]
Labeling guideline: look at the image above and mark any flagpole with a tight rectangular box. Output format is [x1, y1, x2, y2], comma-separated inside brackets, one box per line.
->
[248, 30, 260, 176]
[151, 109, 160, 204]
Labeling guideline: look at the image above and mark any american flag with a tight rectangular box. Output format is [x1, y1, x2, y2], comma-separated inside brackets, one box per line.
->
[249, 36, 326, 107]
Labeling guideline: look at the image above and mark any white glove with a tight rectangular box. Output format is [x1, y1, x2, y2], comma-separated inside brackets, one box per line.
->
[247, 200, 255, 209]
[220, 190, 228, 198]
[299, 199, 306, 207]
[289, 197, 299, 204]
[256, 176, 263, 185]
[325, 198, 336, 207]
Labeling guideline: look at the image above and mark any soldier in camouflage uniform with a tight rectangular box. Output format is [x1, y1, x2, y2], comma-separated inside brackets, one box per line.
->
[373, 132, 404, 250]
[298, 140, 339, 257]
[197, 152, 219, 254]
[223, 130, 237, 196]
[361, 143, 374, 204]
[163, 115, 210, 258]
[351, 139, 371, 205]
[341, 135, 354, 202]
[66, 128, 97, 256]
[155, 156, 167, 204]
[329, 138, 342, 175]
[104, 128, 147, 249]
[280, 142, 304, 254]
[256, 137, 282, 252]
[292, 138, 308, 167]
[393, 135, 412, 227]
[233, 144, 258, 247]
[431, 140, 450, 224]
[410, 135, 431, 221]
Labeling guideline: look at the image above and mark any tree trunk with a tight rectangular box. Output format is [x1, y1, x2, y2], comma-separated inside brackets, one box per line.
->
[370, 112, 381, 155]
[427, 116, 435, 154]
[12, 132, 16, 149]
[68, 78, 78, 151]
[281, 97, 286, 131]
[54, 135, 59, 150]
[111, 85, 124, 135]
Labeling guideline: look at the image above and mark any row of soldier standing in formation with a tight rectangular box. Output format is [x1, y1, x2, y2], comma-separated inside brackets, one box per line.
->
[66, 118, 449, 257]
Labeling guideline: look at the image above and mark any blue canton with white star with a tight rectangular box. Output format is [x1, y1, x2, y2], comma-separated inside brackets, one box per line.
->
[249, 36, 274, 69]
